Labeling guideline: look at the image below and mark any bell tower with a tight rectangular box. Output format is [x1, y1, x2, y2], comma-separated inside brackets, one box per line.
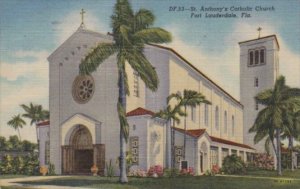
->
[239, 32, 280, 152]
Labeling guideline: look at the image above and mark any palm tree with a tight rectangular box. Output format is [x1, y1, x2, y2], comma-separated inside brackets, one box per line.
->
[153, 104, 185, 169]
[249, 75, 300, 175]
[168, 90, 211, 159]
[21, 103, 49, 142]
[79, 0, 171, 183]
[7, 114, 26, 140]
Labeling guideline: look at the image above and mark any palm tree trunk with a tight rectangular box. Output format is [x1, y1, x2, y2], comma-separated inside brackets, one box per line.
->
[118, 70, 128, 183]
[17, 128, 21, 141]
[289, 136, 294, 171]
[183, 105, 187, 160]
[276, 128, 282, 175]
[171, 119, 175, 169]
[167, 120, 171, 168]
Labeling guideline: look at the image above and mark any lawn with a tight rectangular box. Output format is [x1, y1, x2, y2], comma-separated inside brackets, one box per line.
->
[0, 175, 29, 179]
[245, 169, 300, 178]
[13, 175, 300, 189]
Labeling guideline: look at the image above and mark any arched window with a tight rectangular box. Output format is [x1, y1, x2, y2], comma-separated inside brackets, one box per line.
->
[260, 49, 265, 63]
[232, 116, 235, 136]
[204, 104, 209, 126]
[133, 71, 139, 97]
[191, 106, 196, 122]
[255, 50, 259, 65]
[224, 111, 227, 134]
[249, 51, 254, 65]
[215, 106, 219, 130]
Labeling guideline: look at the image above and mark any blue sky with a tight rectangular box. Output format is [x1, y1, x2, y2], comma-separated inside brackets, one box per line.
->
[0, 0, 299, 141]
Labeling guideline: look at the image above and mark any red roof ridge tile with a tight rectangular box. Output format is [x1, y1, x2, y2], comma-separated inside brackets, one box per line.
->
[210, 136, 254, 150]
[173, 127, 206, 138]
[126, 107, 155, 117]
[36, 120, 50, 127]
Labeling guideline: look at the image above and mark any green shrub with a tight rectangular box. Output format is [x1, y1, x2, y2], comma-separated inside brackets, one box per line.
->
[13, 156, 25, 174]
[105, 159, 115, 177]
[0, 154, 13, 174]
[47, 163, 56, 175]
[222, 154, 246, 174]
[23, 153, 39, 175]
[163, 168, 180, 177]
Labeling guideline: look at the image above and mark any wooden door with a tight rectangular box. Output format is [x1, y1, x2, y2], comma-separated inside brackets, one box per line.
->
[62, 145, 73, 174]
[93, 144, 105, 176]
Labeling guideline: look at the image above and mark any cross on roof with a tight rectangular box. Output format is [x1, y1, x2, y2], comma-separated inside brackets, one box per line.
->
[257, 27, 262, 38]
[80, 8, 86, 27]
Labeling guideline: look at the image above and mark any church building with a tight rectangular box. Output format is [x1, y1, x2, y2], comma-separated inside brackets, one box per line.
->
[37, 21, 279, 175]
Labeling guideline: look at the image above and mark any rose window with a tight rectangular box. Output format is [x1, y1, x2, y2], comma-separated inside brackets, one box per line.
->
[72, 75, 95, 104]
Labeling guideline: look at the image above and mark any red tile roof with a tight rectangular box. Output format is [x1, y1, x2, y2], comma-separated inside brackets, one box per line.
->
[174, 127, 254, 150]
[173, 127, 206, 138]
[36, 120, 50, 127]
[210, 136, 254, 150]
[126, 107, 155, 117]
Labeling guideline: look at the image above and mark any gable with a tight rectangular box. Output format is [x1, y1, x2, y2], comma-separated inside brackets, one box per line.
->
[47, 27, 112, 63]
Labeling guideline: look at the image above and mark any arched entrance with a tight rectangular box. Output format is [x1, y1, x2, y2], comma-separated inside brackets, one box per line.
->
[61, 125, 105, 175]
[71, 126, 93, 173]
[200, 142, 208, 173]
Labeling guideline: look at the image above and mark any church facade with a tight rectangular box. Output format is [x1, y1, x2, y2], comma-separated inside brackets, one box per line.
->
[37, 25, 279, 175]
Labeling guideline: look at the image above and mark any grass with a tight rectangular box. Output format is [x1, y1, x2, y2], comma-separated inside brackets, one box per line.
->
[245, 169, 300, 178]
[2, 170, 300, 189]
[0, 175, 29, 179]
[12, 175, 300, 189]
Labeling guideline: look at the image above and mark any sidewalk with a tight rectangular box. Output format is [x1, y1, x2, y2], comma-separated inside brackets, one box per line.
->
[0, 176, 91, 189]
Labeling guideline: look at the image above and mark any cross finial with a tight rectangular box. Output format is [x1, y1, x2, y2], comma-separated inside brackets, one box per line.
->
[257, 27, 262, 38]
[80, 8, 86, 27]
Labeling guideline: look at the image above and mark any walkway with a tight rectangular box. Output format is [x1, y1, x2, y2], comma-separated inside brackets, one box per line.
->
[0, 176, 91, 189]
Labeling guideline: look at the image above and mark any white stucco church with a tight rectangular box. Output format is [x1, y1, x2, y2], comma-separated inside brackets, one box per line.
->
[37, 20, 280, 175]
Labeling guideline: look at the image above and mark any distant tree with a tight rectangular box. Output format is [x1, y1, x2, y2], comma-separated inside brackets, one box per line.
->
[22, 140, 37, 151]
[7, 114, 26, 140]
[21, 103, 49, 142]
[0, 136, 8, 151]
[8, 135, 22, 151]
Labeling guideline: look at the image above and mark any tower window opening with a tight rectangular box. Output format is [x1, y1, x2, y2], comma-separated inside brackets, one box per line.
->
[248, 47, 266, 67]
[255, 50, 259, 65]
[254, 77, 259, 87]
[255, 101, 259, 110]
[260, 49, 265, 63]
[249, 51, 254, 65]
[133, 71, 139, 97]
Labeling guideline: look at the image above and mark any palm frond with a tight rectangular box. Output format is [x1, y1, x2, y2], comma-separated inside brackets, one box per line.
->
[134, 28, 172, 44]
[167, 93, 182, 104]
[79, 43, 117, 75]
[127, 52, 158, 91]
[134, 9, 155, 31]
[255, 89, 272, 105]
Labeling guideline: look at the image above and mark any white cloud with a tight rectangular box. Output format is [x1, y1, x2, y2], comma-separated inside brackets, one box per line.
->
[0, 50, 49, 142]
[54, 10, 107, 45]
[0, 51, 49, 81]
